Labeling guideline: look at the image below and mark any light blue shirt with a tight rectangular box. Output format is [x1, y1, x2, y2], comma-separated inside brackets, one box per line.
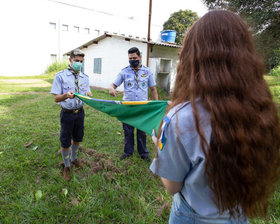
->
[113, 65, 156, 101]
[150, 100, 232, 218]
[50, 69, 90, 109]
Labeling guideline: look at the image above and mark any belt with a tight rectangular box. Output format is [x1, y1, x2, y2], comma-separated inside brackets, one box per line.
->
[61, 107, 83, 114]
[179, 192, 186, 201]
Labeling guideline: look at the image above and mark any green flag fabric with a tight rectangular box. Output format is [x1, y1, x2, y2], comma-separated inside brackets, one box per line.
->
[75, 93, 168, 136]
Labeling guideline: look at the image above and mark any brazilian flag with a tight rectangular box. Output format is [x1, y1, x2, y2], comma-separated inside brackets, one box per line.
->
[75, 93, 168, 136]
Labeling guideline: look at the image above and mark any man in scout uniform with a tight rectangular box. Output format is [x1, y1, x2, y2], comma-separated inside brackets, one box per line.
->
[51, 49, 92, 181]
[109, 47, 158, 162]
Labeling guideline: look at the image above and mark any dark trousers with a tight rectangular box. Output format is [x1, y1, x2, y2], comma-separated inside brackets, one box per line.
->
[60, 109, 85, 148]
[122, 123, 149, 157]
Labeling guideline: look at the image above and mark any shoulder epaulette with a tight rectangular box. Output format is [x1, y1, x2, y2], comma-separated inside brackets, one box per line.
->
[169, 102, 191, 120]
[80, 72, 88, 77]
[55, 70, 66, 76]
[121, 66, 130, 71]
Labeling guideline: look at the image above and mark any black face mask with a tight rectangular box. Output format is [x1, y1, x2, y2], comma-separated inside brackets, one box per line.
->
[129, 60, 140, 68]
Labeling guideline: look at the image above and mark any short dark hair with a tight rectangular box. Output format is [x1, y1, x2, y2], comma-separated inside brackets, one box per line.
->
[70, 49, 85, 58]
[128, 47, 140, 56]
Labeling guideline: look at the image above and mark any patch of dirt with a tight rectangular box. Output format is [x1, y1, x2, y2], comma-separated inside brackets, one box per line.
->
[70, 198, 79, 206]
[156, 202, 170, 217]
[0, 92, 48, 95]
[80, 148, 122, 174]
[18, 83, 50, 87]
[157, 194, 164, 202]
[57, 148, 122, 181]
[0, 79, 47, 84]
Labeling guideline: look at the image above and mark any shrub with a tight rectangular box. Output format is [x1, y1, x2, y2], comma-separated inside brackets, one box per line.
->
[45, 60, 68, 74]
[269, 65, 280, 76]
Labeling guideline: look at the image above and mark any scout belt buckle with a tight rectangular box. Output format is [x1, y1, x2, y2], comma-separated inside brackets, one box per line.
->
[73, 109, 79, 114]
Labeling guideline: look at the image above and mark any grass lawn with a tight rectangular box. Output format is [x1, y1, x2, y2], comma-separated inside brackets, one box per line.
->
[0, 74, 279, 223]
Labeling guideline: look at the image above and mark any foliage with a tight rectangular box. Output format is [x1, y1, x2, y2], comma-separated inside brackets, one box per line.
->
[203, 0, 280, 70]
[264, 75, 280, 107]
[163, 10, 199, 45]
[149, 86, 171, 101]
[45, 60, 68, 74]
[269, 65, 280, 77]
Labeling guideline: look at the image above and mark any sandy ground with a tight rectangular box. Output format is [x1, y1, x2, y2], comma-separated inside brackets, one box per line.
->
[0, 79, 51, 88]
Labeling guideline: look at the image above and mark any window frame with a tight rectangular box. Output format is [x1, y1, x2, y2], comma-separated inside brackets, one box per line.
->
[93, 58, 102, 74]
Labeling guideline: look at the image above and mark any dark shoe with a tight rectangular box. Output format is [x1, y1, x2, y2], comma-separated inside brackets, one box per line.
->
[141, 156, 151, 162]
[71, 159, 84, 168]
[63, 167, 71, 181]
[120, 154, 131, 160]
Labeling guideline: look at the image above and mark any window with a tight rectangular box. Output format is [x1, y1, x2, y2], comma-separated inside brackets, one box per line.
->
[50, 54, 57, 62]
[49, 22, 56, 30]
[62, 24, 68, 31]
[84, 28, 90, 34]
[93, 58, 102, 74]
[74, 26, 79, 33]
[94, 29, 100, 36]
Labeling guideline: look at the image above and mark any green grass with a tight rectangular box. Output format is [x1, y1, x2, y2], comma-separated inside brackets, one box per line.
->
[0, 74, 171, 223]
[0, 74, 279, 223]
[265, 75, 280, 107]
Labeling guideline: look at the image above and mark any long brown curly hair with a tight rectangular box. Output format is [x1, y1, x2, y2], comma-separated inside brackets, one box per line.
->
[168, 10, 280, 218]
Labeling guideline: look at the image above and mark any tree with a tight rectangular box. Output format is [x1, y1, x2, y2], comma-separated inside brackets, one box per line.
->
[203, 0, 280, 70]
[163, 10, 199, 45]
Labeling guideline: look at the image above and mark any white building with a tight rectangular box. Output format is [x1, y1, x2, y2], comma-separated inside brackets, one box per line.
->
[0, 0, 163, 77]
[65, 33, 181, 92]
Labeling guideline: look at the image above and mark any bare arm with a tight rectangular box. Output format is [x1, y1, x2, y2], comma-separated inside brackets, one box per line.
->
[161, 177, 183, 195]
[53, 91, 74, 103]
[150, 86, 158, 100]
[109, 83, 118, 97]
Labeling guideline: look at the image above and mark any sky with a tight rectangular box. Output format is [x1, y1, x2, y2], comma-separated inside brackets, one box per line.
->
[53, 0, 208, 27]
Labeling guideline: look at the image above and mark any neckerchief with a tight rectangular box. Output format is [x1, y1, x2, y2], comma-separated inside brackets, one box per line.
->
[133, 67, 140, 89]
[68, 65, 80, 105]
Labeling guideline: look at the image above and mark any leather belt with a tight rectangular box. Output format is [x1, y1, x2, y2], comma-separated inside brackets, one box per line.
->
[61, 107, 83, 114]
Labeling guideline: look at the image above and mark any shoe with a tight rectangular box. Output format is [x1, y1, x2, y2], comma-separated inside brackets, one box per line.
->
[71, 159, 84, 168]
[120, 154, 131, 160]
[141, 156, 151, 162]
[63, 167, 71, 181]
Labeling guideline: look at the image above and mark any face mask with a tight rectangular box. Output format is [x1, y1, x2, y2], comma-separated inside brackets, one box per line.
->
[72, 61, 83, 71]
[129, 60, 140, 68]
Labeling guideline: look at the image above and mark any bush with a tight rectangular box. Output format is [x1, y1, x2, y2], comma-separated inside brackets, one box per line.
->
[269, 65, 280, 76]
[45, 60, 68, 74]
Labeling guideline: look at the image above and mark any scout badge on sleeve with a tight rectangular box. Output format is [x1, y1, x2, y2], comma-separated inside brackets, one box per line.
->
[158, 116, 170, 150]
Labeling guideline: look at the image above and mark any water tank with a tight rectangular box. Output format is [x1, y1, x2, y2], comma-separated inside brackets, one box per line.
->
[161, 30, 176, 43]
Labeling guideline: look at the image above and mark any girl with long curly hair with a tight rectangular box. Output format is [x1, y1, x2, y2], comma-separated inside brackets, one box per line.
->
[150, 10, 280, 223]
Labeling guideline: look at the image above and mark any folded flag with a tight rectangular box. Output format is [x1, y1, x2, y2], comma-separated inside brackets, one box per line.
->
[75, 93, 168, 136]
